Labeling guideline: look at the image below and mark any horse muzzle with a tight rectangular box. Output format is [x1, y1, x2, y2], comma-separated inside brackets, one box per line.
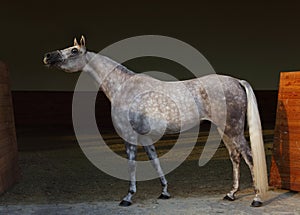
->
[43, 51, 63, 66]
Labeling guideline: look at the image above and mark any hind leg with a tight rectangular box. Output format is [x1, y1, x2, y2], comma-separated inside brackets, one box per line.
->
[222, 136, 241, 201]
[238, 136, 263, 207]
[140, 136, 170, 199]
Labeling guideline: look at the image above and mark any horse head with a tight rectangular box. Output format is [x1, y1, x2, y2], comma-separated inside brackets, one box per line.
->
[43, 36, 87, 72]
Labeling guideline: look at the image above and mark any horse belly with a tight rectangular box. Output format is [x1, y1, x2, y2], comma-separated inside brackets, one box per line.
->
[129, 91, 199, 135]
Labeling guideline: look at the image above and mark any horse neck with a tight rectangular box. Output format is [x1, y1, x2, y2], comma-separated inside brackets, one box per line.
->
[83, 51, 135, 101]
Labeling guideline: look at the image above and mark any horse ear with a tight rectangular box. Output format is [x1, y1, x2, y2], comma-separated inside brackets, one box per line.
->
[80, 35, 86, 47]
[74, 38, 79, 46]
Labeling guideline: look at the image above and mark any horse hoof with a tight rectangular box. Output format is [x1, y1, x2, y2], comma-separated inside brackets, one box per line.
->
[223, 195, 235, 201]
[158, 194, 170, 199]
[119, 200, 132, 207]
[251, 200, 263, 207]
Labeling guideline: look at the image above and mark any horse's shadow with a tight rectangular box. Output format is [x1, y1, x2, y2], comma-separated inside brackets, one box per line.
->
[263, 190, 298, 206]
[237, 190, 298, 206]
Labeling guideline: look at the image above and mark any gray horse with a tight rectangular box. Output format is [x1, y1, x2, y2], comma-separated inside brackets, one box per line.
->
[43, 36, 268, 207]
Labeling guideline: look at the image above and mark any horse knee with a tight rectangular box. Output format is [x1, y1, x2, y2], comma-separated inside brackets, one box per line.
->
[143, 145, 158, 160]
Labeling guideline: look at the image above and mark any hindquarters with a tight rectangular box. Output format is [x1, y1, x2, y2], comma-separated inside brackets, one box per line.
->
[222, 80, 247, 138]
[211, 76, 268, 206]
[196, 75, 248, 137]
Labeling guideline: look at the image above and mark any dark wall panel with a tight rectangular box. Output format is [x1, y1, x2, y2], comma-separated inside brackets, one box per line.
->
[12, 91, 277, 131]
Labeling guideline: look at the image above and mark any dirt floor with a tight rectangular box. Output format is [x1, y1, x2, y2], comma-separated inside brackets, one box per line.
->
[0, 126, 299, 214]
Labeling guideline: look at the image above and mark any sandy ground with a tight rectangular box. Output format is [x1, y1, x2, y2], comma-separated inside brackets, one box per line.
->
[0, 127, 299, 214]
[1, 190, 300, 215]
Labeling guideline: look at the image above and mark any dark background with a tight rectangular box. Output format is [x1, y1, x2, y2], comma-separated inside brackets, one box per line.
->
[1, 1, 300, 90]
[1, 1, 299, 130]
[0, 1, 297, 205]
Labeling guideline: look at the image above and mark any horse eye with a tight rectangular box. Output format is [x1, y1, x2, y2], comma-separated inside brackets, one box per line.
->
[71, 48, 79, 55]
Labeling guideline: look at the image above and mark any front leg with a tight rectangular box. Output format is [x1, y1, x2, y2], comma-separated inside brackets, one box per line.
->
[120, 142, 137, 206]
[141, 136, 170, 199]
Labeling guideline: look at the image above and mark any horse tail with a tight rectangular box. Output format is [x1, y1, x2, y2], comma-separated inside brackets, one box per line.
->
[239, 80, 268, 195]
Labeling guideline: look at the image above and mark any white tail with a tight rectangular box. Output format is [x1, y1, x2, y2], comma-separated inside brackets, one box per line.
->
[239, 80, 268, 195]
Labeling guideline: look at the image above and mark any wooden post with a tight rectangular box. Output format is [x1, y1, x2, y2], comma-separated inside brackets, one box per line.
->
[0, 61, 20, 194]
[270, 71, 300, 191]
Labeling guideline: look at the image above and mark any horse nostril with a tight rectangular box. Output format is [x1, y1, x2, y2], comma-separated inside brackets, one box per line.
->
[44, 53, 53, 64]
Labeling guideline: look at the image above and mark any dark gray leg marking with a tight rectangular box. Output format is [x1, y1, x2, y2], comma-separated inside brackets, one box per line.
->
[120, 142, 137, 207]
